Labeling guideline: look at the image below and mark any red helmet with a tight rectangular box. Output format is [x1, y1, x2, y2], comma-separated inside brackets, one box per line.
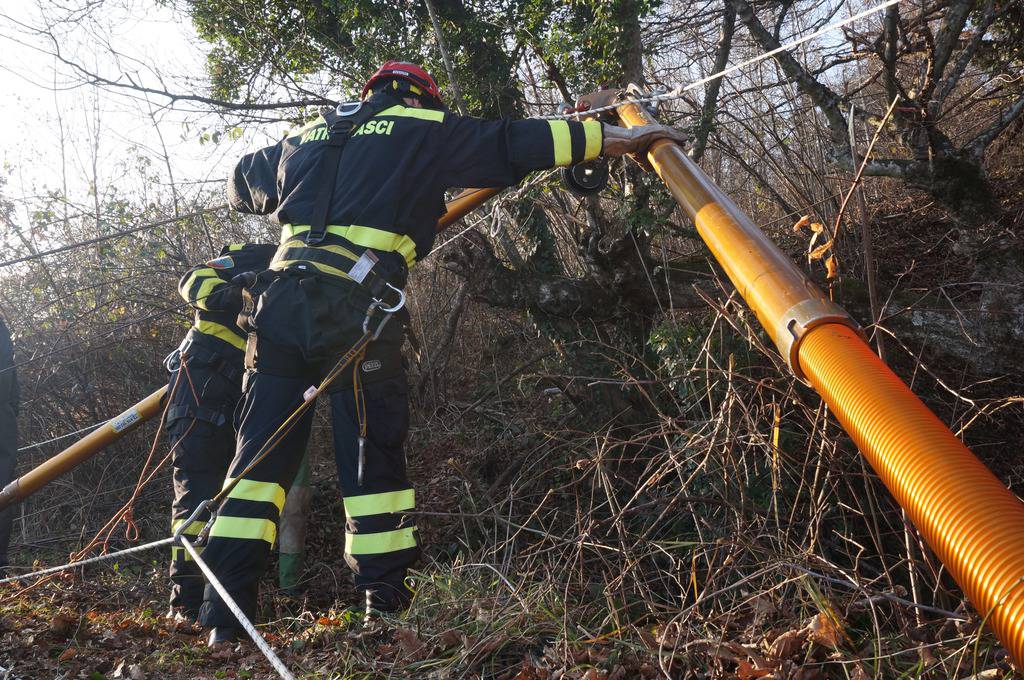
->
[362, 61, 443, 105]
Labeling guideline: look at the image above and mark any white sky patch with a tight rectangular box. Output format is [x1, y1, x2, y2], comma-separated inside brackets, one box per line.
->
[0, 0, 294, 223]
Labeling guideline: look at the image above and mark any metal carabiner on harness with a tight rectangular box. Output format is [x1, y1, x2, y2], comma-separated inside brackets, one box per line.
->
[163, 348, 182, 373]
[172, 499, 216, 547]
[378, 283, 406, 313]
[360, 282, 406, 340]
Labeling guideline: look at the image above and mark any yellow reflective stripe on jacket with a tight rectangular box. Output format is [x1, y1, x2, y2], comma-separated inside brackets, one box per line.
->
[209, 516, 277, 545]
[181, 267, 218, 310]
[281, 224, 418, 267]
[344, 489, 415, 519]
[583, 120, 603, 161]
[196, 274, 227, 310]
[376, 105, 444, 123]
[170, 546, 193, 562]
[286, 115, 327, 139]
[223, 478, 287, 513]
[171, 519, 206, 536]
[195, 319, 246, 351]
[548, 120, 572, 167]
[345, 527, 417, 555]
[344, 226, 417, 266]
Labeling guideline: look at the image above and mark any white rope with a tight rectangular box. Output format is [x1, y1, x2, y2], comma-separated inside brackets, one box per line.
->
[179, 537, 297, 680]
[540, 0, 902, 120]
[0, 537, 174, 585]
[18, 420, 108, 452]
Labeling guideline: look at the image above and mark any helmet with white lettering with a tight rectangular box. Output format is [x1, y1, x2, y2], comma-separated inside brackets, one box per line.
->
[362, 61, 443, 107]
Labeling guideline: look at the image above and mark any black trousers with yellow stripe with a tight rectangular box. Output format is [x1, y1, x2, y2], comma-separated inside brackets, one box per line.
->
[166, 348, 242, 613]
[198, 271, 418, 628]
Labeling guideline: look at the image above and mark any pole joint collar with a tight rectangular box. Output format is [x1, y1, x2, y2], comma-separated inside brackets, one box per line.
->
[777, 299, 862, 380]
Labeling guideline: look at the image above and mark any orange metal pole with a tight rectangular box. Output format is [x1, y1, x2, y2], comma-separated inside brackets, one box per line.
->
[437, 187, 502, 232]
[617, 99, 1024, 663]
[0, 386, 167, 512]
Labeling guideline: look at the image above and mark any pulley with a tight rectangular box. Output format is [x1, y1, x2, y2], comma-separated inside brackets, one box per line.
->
[560, 159, 609, 197]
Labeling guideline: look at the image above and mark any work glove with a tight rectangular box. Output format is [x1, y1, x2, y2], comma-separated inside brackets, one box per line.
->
[201, 281, 243, 312]
[601, 123, 690, 159]
[231, 271, 259, 289]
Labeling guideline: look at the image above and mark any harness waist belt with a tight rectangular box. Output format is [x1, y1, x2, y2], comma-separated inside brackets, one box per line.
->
[280, 224, 417, 267]
[270, 240, 359, 282]
[181, 331, 246, 383]
[270, 239, 404, 304]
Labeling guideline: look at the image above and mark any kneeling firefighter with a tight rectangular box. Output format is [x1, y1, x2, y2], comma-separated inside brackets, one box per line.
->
[197, 61, 688, 642]
[166, 243, 311, 619]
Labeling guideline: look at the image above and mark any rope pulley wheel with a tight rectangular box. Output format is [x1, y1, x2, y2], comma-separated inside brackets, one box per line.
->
[560, 159, 609, 196]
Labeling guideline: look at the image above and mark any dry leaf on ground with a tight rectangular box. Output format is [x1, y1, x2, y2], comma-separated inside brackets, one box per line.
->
[395, 627, 429, 661]
[768, 628, 807, 661]
[806, 612, 844, 650]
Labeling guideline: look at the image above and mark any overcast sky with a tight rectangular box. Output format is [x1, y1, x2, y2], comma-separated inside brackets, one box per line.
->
[0, 0, 294, 227]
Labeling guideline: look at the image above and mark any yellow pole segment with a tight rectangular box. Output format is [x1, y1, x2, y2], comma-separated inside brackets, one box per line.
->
[437, 187, 502, 233]
[0, 386, 167, 512]
[616, 99, 1024, 664]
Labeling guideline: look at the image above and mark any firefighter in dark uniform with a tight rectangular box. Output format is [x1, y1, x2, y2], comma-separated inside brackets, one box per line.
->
[197, 61, 687, 642]
[0, 314, 17, 575]
[165, 243, 276, 620]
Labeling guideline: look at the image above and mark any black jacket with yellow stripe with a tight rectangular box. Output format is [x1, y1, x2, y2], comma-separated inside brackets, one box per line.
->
[227, 91, 603, 274]
[177, 243, 277, 355]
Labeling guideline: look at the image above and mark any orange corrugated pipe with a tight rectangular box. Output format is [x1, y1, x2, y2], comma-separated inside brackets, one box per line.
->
[613, 96, 1024, 664]
[802, 324, 1024, 664]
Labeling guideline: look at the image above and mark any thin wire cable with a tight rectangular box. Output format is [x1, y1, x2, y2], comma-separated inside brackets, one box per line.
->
[0, 537, 175, 586]
[540, 0, 902, 120]
[0, 302, 189, 375]
[0, 532, 296, 679]
[0, 205, 228, 269]
[17, 420, 108, 452]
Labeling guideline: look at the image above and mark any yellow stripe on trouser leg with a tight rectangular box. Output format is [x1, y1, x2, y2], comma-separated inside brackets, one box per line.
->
[548, 120, 572, 167]
[345, 527, 418, 555]
[344, 488, 415, 519]
[208, 516, 278, 545]
[171, 519, 206, 562]
[223, 477, 287, 513]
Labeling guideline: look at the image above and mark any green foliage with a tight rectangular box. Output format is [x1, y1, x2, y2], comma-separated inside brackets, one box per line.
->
[186, 0, 661, 116]
[516, 0, 661, 88]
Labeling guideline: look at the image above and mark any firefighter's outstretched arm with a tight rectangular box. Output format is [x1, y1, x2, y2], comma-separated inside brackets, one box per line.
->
[434, 114, 686, 189]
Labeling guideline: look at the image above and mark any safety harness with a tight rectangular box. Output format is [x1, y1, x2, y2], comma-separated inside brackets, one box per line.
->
[163, 336, 245, 427]
[242, 96, 413, 486]
[268, 95, 408, 304]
